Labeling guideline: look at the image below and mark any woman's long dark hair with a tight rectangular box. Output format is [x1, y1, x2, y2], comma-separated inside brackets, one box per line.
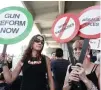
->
[21, 34, 44, 62]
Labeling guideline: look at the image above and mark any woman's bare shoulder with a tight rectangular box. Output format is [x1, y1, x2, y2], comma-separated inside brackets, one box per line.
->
[96, 64, 100, 77]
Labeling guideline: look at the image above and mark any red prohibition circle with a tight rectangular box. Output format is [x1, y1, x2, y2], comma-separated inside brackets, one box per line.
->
[78, 5, 101, 39]
[51, 13, 80, 43]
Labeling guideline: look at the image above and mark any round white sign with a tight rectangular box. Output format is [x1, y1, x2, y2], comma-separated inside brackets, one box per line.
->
[0, 6, 33, 44]
[51, 13, 80, 43]
[0, 11, 27, 38]
[79, 5, 101, 39]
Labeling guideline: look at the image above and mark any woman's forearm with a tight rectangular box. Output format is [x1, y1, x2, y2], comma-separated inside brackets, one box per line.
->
[63, 81, 71, 90]
[3, 60, 22, 84]
[3, 65, 12, 84]
[50, 79, 55, 90]
[83, 78, 98, 90]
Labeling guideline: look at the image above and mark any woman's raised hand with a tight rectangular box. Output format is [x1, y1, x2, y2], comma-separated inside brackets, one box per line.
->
[0, 53, 8, 62]
[71, 63, 88, 82]
[68, 66, 80, 82]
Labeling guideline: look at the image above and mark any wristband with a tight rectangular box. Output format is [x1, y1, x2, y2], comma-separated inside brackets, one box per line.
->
[2, 61, 8, 67]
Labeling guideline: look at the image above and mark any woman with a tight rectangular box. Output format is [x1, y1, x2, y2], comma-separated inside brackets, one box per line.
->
[63, 40, 100, 90]
[1, 34, 54, 90]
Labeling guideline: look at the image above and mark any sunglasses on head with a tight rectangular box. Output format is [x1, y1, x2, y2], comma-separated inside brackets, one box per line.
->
[34, 39, 44, 44]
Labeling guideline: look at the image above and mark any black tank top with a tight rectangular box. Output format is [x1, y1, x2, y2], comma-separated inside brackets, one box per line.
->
[70, 64, 99, 90]
[21, 55, 48, 90]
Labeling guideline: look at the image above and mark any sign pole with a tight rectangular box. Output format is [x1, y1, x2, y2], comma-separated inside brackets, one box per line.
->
[0, 44, 7, 68]
[67, 43, 75, 65]
[2, 44, 7, 57]
[78, 39, 89, 63]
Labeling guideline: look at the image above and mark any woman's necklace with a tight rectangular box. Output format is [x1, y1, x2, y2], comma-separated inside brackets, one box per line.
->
[28, 57, 42, 65]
